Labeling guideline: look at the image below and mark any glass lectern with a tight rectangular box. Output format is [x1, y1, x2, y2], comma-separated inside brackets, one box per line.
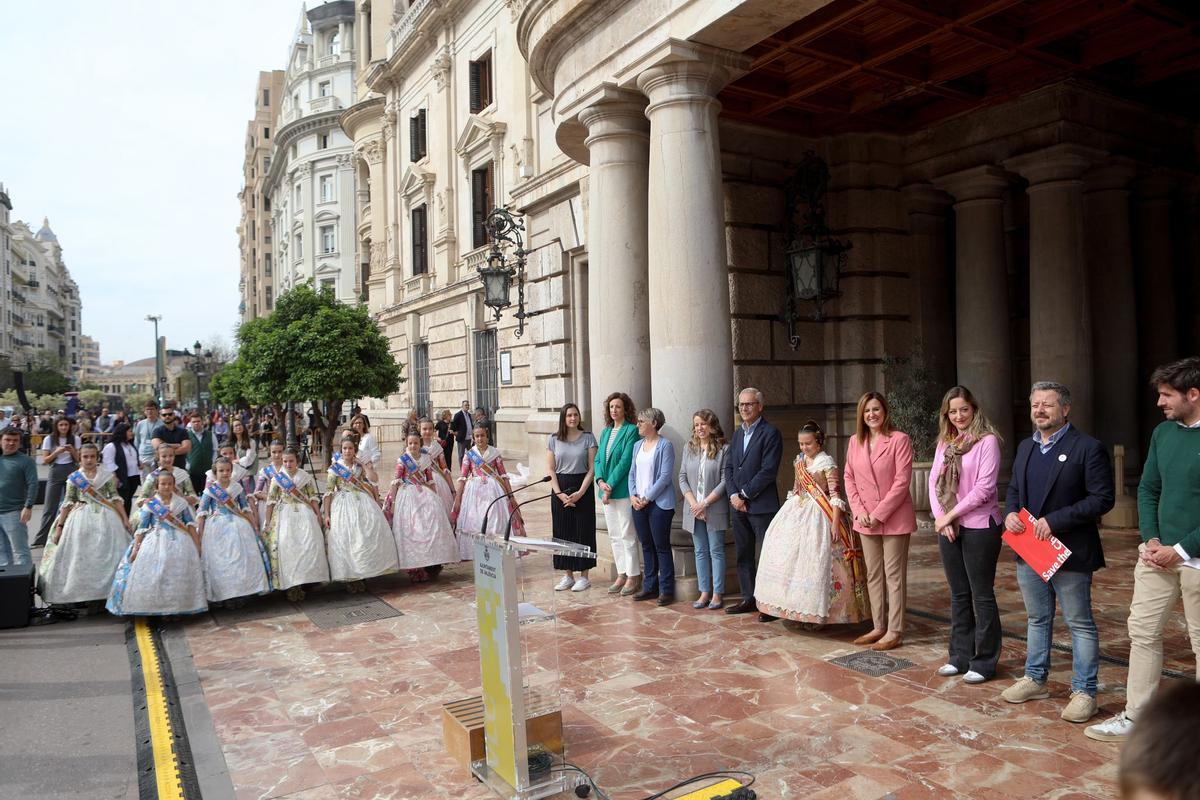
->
[468, 530, 592, 799]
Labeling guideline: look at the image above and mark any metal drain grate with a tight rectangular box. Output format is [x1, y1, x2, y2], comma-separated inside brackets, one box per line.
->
[828, 650, 916, 677]
[300, 593, 404, 629]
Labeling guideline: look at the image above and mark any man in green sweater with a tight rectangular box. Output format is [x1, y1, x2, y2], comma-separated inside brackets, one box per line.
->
[1087, 356, 1200, 742]
[0, 425, 39, 567]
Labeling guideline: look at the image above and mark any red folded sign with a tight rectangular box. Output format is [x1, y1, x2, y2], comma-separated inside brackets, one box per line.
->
[1002, 508, 1071, 582]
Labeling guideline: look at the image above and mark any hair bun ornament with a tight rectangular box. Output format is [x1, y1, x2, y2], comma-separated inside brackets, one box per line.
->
[800, 419, 826, 446]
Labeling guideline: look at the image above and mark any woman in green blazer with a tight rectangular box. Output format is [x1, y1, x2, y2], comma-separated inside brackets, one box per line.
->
[594, 392, 642, 595]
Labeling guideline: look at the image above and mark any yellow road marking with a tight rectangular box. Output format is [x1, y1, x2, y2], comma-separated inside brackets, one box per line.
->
[134, 618, 186, 800]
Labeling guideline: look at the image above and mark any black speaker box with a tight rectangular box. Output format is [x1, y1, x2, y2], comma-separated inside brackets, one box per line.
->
[0, 563, 34, 629]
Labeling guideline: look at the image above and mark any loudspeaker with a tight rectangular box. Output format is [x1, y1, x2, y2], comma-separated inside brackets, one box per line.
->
[0, 563, 34, 629]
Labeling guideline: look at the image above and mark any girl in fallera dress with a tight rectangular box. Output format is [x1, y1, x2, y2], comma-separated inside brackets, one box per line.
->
[452, 425, 525, 554]
[322, 436, 399, 592]
[419, 418, 456, 514]
[755, 421, 869, 626]
[39, 444, 132, 608]
[197, 457, 271, 606]
[136, 444, 198, 510]
[263, 447, 329, 601]
[206, 442, 256, 516]
[384, 432, 460, 582]
[107, 472, 207, 617]
[254, 441, 286, 530]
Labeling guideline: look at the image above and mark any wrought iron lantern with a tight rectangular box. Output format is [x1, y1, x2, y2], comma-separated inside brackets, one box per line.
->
[782, 151, 850, 348]
[476, 207, 533, 337]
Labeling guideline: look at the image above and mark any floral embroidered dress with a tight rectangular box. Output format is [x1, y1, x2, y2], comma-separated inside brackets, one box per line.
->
[135, 466, 196, 510]
[107, 495, 206, 616]
[418, 444, 456, 514]
[197, 481, 271, 602]
[204, 462, 253, 496]
[254, 461, 284, 529]
[755, 451, 869, 624]
[325, 461, 399, 582]
[383, 455, 460, 571]
[265, 467, 329, 590]
[456, 445, 525, 559]
[38, 467, 129, 604]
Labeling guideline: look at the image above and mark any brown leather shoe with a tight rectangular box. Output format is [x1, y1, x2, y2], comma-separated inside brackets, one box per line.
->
[871, 635, 903, 652]
[853, 629, 886, 646]
[724, 600, 756, 615]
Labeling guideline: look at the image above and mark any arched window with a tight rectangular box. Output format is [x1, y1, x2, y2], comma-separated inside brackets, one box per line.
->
[327, 30, 340, 55]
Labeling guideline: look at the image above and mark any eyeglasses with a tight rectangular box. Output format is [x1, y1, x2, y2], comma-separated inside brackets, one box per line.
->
[738, 402, 760, 408]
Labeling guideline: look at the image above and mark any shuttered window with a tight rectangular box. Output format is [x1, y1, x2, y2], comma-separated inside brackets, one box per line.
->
[470, 163, 493, 249]
[411, 205, 428, 275]
[468, 52, 492, 113]
[409, 109, 427, 162]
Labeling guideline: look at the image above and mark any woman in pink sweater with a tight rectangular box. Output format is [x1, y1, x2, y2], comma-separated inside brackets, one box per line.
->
[928, 385, 1004, 685]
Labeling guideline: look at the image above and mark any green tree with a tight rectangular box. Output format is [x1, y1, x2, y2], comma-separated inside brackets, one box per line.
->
[222, 284, 402, 464]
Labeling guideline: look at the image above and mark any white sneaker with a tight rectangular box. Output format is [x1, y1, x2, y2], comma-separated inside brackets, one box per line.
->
[962, 670, 987, 684]
[571, 577, 590, 592]
[554, 576, 574, 591]
[1085, 711, 1134, 742]
[936, 664, 960, 677]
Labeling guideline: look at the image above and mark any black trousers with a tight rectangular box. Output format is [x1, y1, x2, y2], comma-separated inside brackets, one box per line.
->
[34, 461, 77, 547]
[732, 510, 774, 602]
[117, 479, 138, 517]
[938, 522, 1003, 676]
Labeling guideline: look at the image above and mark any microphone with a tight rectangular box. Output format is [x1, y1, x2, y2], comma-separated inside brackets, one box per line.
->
[504, 489, 555, 541]
[481, 475, 551, 537]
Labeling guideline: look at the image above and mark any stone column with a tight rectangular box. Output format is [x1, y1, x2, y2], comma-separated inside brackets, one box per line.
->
[577, 93, 652, 420]
[1005, 144, 1105, 435]
[1134, 173, 1178, 369]
[902, 183, 955, 389]
[1084, 162, 1140, 463]
[936, 166, 1014, 453]
[637, 59, 736, 444]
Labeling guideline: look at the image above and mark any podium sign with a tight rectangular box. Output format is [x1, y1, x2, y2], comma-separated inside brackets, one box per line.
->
[474, 538, 527, 789]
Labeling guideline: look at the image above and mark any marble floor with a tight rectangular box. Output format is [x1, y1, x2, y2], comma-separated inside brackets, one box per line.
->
[181, 506, 1196, 800]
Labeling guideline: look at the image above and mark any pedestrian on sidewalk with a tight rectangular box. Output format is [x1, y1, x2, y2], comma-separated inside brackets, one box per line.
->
[33, 416, 81, 547]
[0, 426, 38, 566]
[999, 382, 1113, 721]
[1087, 356, 1200, 743]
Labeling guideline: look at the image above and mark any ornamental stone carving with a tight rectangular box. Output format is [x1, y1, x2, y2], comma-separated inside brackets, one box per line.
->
[433, 46, 452, 92]
[359, 139, 384, 166]
[297, 162, 314, 177]
[370, 241, 386, 272]
[336, 153, 355, 168]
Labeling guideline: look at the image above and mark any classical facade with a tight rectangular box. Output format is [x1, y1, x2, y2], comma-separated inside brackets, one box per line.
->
[79, 335, 101, 382]
[0, 184, 83, 378]
[238, 69, 286, 323]
[342, 0, 549, 444]
[266, 2, 361, 308]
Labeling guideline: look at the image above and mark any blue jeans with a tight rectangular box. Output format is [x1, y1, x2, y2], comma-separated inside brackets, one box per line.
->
[691, 519, 726, 595]
[0, 510, 31, 567]
[1015, 559, 1099, 696]
[632, 503, 675, 597]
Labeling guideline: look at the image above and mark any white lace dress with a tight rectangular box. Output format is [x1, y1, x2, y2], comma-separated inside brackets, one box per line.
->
[38, 468, 129, 604]
[325, 462, 399, 581]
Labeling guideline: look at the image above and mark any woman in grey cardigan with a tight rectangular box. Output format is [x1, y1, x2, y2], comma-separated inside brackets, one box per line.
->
[678, 409, 730, 609]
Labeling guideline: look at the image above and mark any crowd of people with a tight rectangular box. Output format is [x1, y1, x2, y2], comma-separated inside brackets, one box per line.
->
[0, 354, 1196, 754]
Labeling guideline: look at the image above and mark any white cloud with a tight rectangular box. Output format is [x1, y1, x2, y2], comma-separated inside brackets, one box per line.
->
[0, 0, 305, 364]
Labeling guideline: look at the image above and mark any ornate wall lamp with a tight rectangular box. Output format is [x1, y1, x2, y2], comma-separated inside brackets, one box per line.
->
[477, 207, 538, 338]
[781, 151, 851, 349]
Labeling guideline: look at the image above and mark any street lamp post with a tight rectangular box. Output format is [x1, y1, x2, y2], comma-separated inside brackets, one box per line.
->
[145, 314, 162, 405]
[189, 341, 212, 415]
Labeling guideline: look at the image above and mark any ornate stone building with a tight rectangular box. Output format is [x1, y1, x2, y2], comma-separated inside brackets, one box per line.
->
[348, 0, 1200, 578]
[238, 69, 285, 323]
[266, 1, 362, 308]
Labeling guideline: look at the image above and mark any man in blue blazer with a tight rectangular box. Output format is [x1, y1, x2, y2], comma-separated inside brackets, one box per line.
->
[1000, 381, 1114, 724]
[724, 387, 783, 617]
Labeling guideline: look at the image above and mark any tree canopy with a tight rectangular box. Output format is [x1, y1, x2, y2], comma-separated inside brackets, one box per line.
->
[211, 284, 403, 459]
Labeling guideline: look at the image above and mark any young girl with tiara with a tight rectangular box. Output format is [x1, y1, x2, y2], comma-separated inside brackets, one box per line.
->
[418, 418, 456, 514]
[322, 435, 399, 592]
[39, 443, 132, 609]
[253, 441, 286, 530]
[206, 441, 256, 515]
[107, 472, 207, 617]
[755, 420, 869, 626]
[384, 431, 459, 583]
[197, 457, 271, 606]
[263, 447, 329, 601]
[452, 425, 524, 557]
[136, 443, 198, 510]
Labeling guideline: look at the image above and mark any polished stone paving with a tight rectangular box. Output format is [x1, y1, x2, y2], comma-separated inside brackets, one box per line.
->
[180, 506, 1197, 800]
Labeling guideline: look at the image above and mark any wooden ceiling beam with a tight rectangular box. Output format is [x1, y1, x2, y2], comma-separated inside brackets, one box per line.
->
[747, 0, 877, 71]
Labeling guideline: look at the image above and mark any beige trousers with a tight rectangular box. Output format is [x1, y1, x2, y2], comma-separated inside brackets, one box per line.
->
[602, 497, 641, 578]
[1125, 552, 1200, 718]
[860, 533, 912, 634]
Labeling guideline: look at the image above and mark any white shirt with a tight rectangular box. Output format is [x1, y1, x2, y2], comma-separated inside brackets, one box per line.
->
[358, 432, 381, 465]
[41, 434, 82, 465]
[102, 441, 141, 479]
[634, 439, 658, 498]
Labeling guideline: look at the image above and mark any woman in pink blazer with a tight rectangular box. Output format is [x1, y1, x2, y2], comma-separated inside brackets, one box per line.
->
[928, 385, 1003, 684]
[844, 391, 918, 651]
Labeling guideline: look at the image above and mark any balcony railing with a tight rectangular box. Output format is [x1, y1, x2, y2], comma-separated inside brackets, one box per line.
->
[390, 0, 433, 58]
[310, 96, 343, 113]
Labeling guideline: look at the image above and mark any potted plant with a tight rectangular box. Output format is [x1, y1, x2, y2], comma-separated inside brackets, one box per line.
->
[882, 346, 940, 524]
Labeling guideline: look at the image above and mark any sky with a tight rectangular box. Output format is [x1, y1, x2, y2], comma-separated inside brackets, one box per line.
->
[0, 0, 308, 363]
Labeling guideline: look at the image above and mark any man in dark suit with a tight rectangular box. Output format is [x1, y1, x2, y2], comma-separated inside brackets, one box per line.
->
[724, 387, 783, 619]
[1000, 381, 1114, 724]
[451, 401, 474, 465]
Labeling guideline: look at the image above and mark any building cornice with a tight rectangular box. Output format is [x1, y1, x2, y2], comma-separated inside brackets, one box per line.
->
[339, 95, 386, 140]
[265, 110, 345, 190]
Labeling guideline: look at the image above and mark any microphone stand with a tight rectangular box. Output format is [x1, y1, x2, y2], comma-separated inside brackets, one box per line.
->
[505, 491, 556, 541]
[480, 475, 551, 539]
